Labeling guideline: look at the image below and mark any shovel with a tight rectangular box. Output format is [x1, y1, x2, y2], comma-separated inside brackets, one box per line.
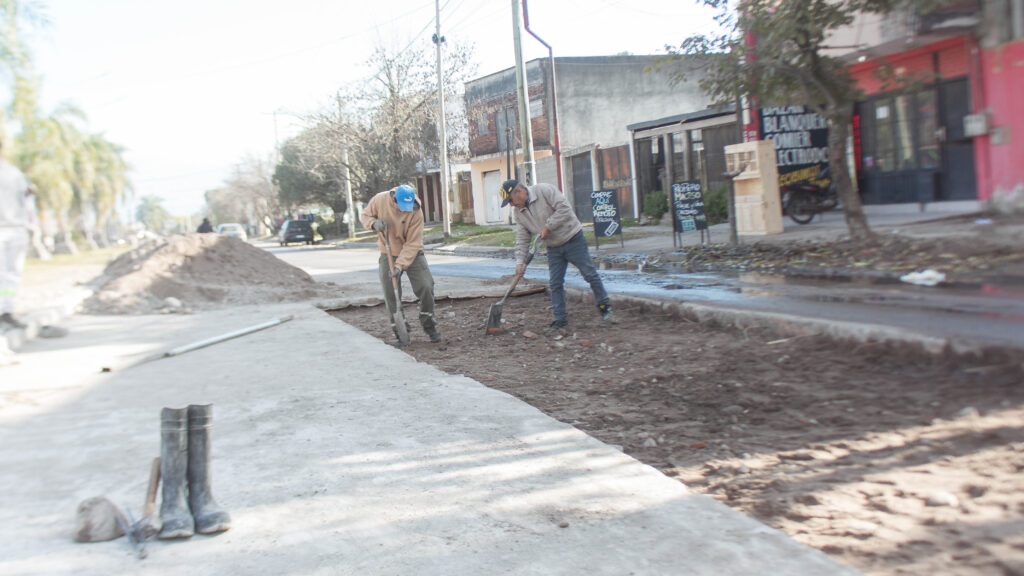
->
[486, 235, 540, 334]
[379, 224, 411, 346]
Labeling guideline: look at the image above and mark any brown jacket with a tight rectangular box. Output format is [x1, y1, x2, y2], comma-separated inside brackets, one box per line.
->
[360, 188, 425, 270]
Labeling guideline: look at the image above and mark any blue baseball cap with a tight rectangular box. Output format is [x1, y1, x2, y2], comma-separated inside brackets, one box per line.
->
[394, 184, 416, 212]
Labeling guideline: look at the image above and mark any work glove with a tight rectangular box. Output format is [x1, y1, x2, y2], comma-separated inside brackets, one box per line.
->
[391, 266, 402, 278]
[372, 220, 387, 233]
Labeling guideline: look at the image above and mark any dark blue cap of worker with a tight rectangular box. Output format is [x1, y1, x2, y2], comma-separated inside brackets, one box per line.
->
[499, 179, 520, 207]
[395, 184, 416, 212]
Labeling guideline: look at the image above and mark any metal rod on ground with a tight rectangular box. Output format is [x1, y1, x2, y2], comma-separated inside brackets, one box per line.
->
[161, 315, 295, 358]
[106, 316, 295, 372]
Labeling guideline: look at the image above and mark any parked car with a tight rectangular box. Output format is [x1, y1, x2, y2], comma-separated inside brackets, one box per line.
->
[216, 223, 248, 241]
[279, 219, 315, 246]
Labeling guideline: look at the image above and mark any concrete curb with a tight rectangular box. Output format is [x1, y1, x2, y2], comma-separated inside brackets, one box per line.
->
[426, 244, 515, 259]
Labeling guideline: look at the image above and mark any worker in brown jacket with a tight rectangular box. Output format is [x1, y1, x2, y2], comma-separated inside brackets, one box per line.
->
[361, 184, 441, 344]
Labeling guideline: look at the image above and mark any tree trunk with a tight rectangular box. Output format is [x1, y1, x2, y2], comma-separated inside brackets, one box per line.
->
[94, 212, 111, 248]
[828, 108, 873, 241]
[55, 214, 79, 255]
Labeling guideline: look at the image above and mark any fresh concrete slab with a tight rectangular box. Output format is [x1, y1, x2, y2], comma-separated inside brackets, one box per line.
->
[0, 302, 859, 575]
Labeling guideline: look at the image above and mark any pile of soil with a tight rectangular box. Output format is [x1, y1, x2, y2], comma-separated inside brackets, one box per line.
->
[84, 234, 335, 314]
[334, 293, 1024, 576]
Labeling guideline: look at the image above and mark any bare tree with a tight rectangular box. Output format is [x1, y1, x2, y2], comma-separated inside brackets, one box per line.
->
[274, 39, 477, 215]
[207, 154, 280, 234]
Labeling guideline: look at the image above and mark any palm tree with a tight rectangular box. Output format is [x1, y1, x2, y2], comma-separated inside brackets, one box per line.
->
[15, 109, 80, 253]
[135, 194, 170, 235]
[87, 135, 130, 246]
[3, 2, 131, 251]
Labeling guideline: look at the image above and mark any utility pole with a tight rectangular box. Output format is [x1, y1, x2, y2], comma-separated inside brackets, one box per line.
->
[337, 93, 355, 239]
[433, 0, 451, 236]
[522, 0, 562, 191]
[511, 0, 536, 185]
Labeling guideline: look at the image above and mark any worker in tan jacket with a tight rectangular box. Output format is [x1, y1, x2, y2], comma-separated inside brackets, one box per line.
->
[500, 179, 612, 333]
[361, 184, 441, 344]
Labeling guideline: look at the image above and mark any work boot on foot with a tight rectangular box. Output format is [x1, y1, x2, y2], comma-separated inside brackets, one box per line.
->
[598, 303, 615, 323]
[424, 326, 442, 343]
[544, 319, 570, 335]
[0, 313, 26, 330]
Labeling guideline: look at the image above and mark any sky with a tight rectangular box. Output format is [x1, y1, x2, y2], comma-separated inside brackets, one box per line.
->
[26, 0, 720, 216]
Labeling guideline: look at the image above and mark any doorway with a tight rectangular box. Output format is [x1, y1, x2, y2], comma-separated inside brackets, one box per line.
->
[483, 170, 504, 223]
[856, 77, 975, 204]
[570, 152, 594, 222]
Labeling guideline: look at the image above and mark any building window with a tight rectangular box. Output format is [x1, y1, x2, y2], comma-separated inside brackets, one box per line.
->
[671, 132, 687, 180]
[916, 90, 940, 169]
[689, 129, 704, 182]
[530, 97, 544, 119]
[477, 112, 489, 136]
[894, 95, 916, 170]
[862, 87, 942, 174]
[874, 101, 895, 172]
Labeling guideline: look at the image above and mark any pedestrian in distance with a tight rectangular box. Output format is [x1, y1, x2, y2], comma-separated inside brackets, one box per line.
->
[0, 140, 31, 331]
[197, 217, 214, 233]
[499, 179, 613, 333]
[360, 184, 441, 345]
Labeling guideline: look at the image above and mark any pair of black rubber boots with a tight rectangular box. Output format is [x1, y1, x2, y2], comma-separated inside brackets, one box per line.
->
[158, 404, 231, 539]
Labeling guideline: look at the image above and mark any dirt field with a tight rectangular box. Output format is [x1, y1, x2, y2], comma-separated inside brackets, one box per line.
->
[334, 292, 1024, 576]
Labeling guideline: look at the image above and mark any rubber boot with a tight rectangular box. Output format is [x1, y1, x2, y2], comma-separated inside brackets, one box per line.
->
[158, 407, 194, 539]
[187, 404, 231, 534]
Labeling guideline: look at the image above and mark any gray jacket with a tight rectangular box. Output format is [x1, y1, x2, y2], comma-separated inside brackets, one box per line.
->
[513, 183, 582, 264]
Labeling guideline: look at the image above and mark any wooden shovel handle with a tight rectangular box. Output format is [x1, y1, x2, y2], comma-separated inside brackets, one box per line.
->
[143, 457, 160, 516]
[378, 229, 402, 291]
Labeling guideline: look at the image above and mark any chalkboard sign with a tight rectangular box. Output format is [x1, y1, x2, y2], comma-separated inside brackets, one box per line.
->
[589, 189, 623, 249]
[671, 180, 708, 233]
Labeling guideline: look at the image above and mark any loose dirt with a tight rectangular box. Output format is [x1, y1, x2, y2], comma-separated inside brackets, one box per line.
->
[83, 234, 339, 314]
[334, 292, 1024, 576]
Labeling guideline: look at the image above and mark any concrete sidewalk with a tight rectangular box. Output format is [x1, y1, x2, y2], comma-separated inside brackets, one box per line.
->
[0, 302, 860, 575]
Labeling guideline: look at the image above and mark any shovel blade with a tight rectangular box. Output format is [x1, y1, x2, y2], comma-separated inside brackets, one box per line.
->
[393, 310, 411, 345]
[485, 302, 504, 334]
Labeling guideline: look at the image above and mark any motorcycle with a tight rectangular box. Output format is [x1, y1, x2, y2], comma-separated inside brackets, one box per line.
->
[780, 165, 839, 225]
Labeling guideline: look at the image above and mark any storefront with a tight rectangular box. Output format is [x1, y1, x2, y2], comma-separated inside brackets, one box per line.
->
[850, 37, 977, 204]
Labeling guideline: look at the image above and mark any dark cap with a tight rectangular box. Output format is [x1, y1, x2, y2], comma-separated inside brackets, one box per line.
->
[499, 179, 521, 207]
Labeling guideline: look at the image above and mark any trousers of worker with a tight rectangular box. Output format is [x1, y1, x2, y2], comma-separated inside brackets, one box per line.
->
[0, 228, 27, 315]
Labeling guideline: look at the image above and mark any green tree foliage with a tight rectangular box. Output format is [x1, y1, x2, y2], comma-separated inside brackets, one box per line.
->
[135, 195, 170, 234]
[642, 190, 668, 221]
[273, 128, 345, 217]
[669, 0, 957, 241]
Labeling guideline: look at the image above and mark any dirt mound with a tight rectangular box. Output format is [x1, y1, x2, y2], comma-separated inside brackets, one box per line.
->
[84, 234, 330, 314]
